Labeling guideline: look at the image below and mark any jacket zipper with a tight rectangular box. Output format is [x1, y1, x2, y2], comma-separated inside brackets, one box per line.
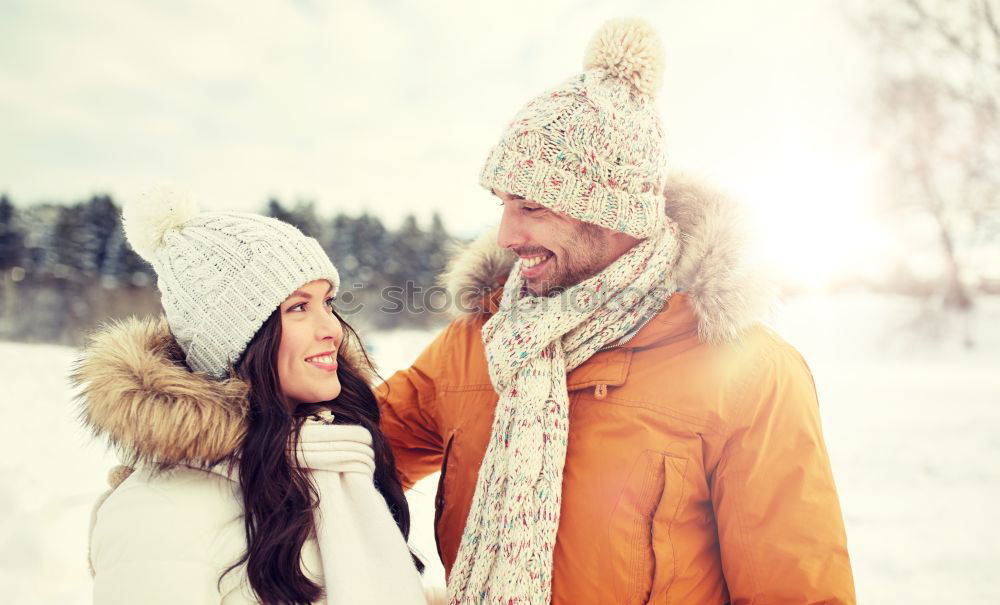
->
[590, 313, 657, 400]
[434, 435, 455, 562]
[598, 312, 657, 352]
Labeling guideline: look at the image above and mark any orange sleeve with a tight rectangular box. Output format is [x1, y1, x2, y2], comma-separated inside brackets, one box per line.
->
[375, 322, 456, 489]
[712, 342, 856, 604]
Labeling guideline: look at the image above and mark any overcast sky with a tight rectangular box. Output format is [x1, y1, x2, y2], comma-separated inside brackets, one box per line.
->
[1, 0, 891, 285]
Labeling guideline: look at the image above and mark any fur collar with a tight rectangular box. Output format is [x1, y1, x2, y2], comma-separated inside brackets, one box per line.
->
[441, 174, 774, 344]
[73, 175, 769, 465]
[71, 316, 372, 467]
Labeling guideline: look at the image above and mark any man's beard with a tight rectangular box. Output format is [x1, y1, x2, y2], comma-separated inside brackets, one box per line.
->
[524, 223, 609, 297]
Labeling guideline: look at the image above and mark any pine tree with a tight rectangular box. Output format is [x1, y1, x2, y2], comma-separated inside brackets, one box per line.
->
[327, 213, 359, 272]
[87, 195, 120, 278]
[266, 198, 323, 238]
[386, 214, 424, 285]
[18, 204, 60, 278]
[51, 195, 119, 280]
[427, 211, 452, 282]
[351, 213, 389, 287]
[0, 195, 25, 271]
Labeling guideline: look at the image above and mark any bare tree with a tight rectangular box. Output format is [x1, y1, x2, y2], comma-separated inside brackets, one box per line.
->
[859, 0, 1000, 310]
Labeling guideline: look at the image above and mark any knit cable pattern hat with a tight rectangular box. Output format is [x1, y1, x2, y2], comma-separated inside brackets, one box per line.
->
[480, 18, 668, 238]
[122, 185, 340, 377]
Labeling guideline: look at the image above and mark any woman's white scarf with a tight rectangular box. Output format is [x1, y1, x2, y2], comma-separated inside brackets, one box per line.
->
[446, 225, 681, 604]
[294, 418, 427, 605]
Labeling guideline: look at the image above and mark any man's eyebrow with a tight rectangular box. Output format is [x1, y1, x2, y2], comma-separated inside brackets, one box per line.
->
[489, 189, 527, 201]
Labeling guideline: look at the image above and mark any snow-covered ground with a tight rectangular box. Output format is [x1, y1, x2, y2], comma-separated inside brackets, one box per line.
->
[1, 294, 998, 604]
[772, 294, 1000, 604]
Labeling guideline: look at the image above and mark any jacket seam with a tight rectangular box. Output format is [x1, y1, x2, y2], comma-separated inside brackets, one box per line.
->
[402, 390, 444, 449]
[440, 383, 495, 393]
[722, 338, 783, 602]
[607, 452, 643, 602]
[630, 453, 657, 603]
[578, 396, 726, 436]
[663, 455, 689, 605]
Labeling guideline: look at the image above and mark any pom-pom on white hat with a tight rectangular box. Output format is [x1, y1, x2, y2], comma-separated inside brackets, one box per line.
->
[122, 186, 340, 378]
[122, 185, 201, 263]
[480, 17, 669, 238]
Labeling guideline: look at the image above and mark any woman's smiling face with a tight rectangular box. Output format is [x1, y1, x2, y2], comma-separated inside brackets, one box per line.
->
[276, 279, 343, 406]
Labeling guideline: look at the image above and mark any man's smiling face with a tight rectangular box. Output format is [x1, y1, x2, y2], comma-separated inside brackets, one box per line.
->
[494, 190, 639, 296]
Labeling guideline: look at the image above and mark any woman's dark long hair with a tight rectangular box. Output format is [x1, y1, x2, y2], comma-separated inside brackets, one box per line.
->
[225, 308, 422, 605]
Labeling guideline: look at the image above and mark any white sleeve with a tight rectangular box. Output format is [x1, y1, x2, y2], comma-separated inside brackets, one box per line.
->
[93, 560, 223, 605]
[90, 470, 243, 605]
[423, 584, 448, 605]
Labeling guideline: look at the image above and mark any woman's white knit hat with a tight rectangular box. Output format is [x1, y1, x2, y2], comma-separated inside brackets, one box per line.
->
[122, 185, 340, 378]
[480, 18, 668, 238]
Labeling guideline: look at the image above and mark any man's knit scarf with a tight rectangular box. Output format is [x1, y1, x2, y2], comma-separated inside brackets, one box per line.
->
[446, 224, 681, 604]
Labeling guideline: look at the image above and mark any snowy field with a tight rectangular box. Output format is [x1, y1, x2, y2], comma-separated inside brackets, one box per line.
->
[1, 293, 998, 604]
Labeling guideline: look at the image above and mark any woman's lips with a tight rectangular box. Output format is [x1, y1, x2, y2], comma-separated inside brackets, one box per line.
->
[306, 359, 338, 372]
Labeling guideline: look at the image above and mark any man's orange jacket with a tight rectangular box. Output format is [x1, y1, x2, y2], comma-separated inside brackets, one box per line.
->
[377, 178, 856, 604]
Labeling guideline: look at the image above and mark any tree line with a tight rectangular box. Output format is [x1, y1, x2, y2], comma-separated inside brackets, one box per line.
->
[0, 194, 456, 345]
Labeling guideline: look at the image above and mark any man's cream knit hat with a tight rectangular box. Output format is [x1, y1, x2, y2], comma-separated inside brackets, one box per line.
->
[480, 18, 668, 238]
[122, 186, 340, 378]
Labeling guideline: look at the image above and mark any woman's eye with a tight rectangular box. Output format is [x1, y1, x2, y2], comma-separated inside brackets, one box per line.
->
[288, 302, 306, 312]
[324, 297, 336, 312]
[523, 206, 543, 213]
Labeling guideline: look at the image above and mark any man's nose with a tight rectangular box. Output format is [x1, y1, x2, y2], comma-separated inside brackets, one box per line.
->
[496, 205, 524, 250]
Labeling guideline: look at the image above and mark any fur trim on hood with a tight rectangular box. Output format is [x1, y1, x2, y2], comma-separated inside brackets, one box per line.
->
[71, 316, 374, 467]
[441, 174, 774, 344]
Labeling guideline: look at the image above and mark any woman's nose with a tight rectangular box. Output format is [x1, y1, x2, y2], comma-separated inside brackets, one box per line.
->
[317, 314, 343, 346]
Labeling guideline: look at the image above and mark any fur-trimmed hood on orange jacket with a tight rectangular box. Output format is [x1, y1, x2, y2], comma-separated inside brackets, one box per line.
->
[377, 174, 856, 604]
[440, 174, 775, 342]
